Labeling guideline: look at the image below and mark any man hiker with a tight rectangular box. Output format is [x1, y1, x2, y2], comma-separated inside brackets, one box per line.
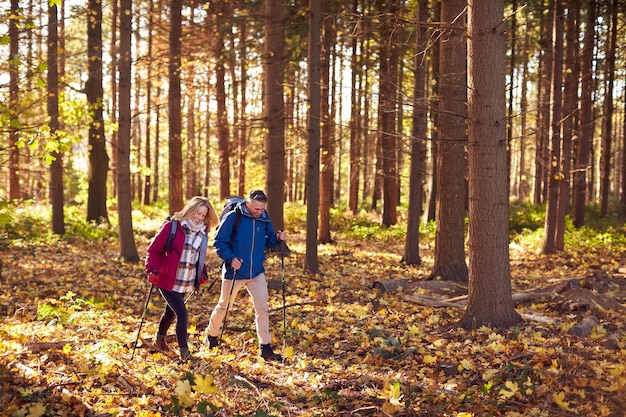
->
[204, 189, 287, 361]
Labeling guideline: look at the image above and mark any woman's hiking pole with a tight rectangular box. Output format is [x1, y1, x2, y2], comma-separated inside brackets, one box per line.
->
[281, 240, 286, 346]
[130, 284, 154, 361]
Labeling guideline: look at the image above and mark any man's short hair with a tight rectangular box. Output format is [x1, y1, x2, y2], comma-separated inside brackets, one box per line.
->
[248, 190, 268, 202]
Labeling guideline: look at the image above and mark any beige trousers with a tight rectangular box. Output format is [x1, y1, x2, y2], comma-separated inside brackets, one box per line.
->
[206, 272, 272, 345]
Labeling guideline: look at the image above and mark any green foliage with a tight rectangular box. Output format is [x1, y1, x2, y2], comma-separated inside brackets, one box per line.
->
[509, 201, 545, 234]
[0, 200, 117, 244]
[36, 291, 97, 323]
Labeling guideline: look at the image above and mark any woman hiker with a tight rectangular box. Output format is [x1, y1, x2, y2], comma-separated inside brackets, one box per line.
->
[145, 196, 219, 362]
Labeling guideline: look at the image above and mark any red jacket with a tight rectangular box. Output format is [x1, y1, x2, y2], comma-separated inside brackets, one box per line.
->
[145, 221, 209, 291]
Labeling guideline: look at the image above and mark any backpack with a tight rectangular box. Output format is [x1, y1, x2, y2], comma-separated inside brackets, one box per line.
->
[219, 196, 245, 243]
[162, 217, 178, 254]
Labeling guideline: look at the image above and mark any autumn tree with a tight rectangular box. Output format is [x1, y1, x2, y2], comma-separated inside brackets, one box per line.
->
[542, 0, 565, 255]
[430, 0, 468, 283]
[460, 0, 522, 329]
[404, 0, 428, 266]
[86, 0, 109, 224]
[8, 0, 20, 201]
[305, 0, 321, 273]
[168, 0, 184, 213]
[264, 0, 286, 230]
[572, 0, 595, 227]
[48, 1, 64, 235]
[117, 0, 138, 262]
[319, 0, 333, 244]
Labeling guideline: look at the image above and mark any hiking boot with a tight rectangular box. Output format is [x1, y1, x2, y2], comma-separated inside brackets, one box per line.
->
[180, 348, 193, 363]
[154, 333, 170, 353]
[204, 334, 219, 349]
[260, 344, 282, 362]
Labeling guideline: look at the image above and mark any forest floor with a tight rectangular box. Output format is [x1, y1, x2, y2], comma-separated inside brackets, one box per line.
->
[1, 221, 625, 417]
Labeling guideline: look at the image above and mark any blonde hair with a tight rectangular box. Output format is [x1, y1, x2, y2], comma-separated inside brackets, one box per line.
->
[172, 196, 219, 228]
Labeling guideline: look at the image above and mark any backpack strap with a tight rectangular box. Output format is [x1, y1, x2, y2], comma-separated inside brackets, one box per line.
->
[163, 220, 178, 254]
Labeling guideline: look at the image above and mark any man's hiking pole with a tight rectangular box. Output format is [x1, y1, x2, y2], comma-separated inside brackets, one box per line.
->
[130, 283, 154, 361]
[280, 239, 287, 346]
[219, 264, 238, 344]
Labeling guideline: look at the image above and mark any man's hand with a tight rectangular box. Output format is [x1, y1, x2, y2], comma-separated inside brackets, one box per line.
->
[230, 257, 243, 270]
[277, 230, 287, 241]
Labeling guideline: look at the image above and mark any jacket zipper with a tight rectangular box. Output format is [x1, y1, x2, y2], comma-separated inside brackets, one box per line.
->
[248, 218, 256, 278]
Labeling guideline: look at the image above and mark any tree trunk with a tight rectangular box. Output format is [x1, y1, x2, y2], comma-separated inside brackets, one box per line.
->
[534, 0, 553, 205]
[430, 0, 468, 283]
[237, 0, 247, 197]
[305, 0, 321, 273]
[572, 0, 595, 227]
[48, 2, 64, 235]
[117, 0, 138, 262]
[319, 0, 333, 244]
[214, 0, 231, 200]
[599, 0, 617, 216]
[460, 0, 523, 329]
[556, 1, 580, 248]
[143, 0, 154, 206]
[377, 0, 400, 227]
[8, 0, 20, 201]
[348, 11, 361, 214]
[109, 0, 119, 197]
[542, 0, 565, 255]
[86, 0, 110, 224]
[168, 0, 184, 213]
[264, 0, 286, 230]
[404, 0, 428, 266]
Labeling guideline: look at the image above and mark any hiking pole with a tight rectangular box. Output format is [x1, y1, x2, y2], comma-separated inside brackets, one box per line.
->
[219, 263, 239, 344]
[130, 283, 154, 361]
[280, 240, 287, 346]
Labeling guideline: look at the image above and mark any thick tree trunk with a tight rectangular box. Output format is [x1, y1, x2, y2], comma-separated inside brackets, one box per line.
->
[168, 0, 183, 213]
[86, 0, 110, 224]
[430, 0, 468, 283]
[305, 0, 321, 273]
[48, 2, 64, 235]
[117, 0, 138, 262]
[460, 0, 523, 329]
[264, 0, 286, 230]
[404, 0, 428, 266]
[8, 0, 20, 200]
[542, 0, 565, 255]
[319, 0, 333, 244]
[572, 0, 595, 227]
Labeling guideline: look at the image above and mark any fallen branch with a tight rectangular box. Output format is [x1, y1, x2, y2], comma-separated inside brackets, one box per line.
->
[24, 340, 96, 353]
[567, 315, 599, 337]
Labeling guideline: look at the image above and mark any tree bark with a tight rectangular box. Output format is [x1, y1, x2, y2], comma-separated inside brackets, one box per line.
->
[430, 0, 468, 283]
[460, 0, 523, 329]
[117, 0, 139, 262]
[48, 2, 64, 235]
[168, 0, 184, 213]
[264, 0, 286, 230]
[8, 0, 20, 201]
[305, 0, 321, 273]
[319, 0, 333, 244]
[572, 0, 595, 227]
[404, 0, 428, 266]
[86, 0, 110, 223]
[542, 0, 565, 255]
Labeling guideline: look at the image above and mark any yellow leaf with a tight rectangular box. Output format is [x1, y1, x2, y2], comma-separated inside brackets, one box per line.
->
[26, 402, 46, 417]
[283, 346, 295, 358]
[498, 381, 518, 399]
[460, 359, 473, 371]
[175, 380, 194, 406]
[62, 344, 72, 355]
[192, 374, 218, 395]
[482, 368, 499, 381]
[423, 355, 437, 365]
[552, 391, 571, 410]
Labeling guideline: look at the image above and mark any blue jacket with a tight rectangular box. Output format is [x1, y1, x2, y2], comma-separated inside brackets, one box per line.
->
[214, 201, 281, 280]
